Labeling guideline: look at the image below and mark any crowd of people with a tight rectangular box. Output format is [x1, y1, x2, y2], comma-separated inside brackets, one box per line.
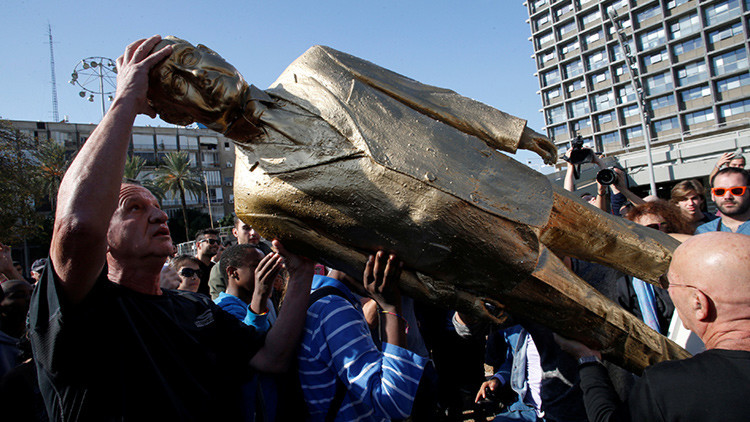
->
[1, 35, 749, 421]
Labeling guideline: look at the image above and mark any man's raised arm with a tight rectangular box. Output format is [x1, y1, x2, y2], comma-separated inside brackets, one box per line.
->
[50, 36, 172, 304]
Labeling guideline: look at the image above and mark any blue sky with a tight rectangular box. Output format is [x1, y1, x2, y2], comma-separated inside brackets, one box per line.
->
[1, 1, 552, 172]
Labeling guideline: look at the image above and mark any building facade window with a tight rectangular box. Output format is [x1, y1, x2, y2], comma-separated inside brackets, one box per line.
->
[539, 49, 557, 67]
[636, 6, 661, 24]
[542, 68, 561, 86]
[644, 49, 669, 66]
[583, 29, 604, 47]
[708, 22, 743, 45]
[653, 117, 680, 132]
[719, 99, 750, 119]
[677, 60, 708, 86]
[680, 84, 711, 102]
[549, 124, 568, 139]
[564, 60, 584, 79]
[645, 72, 673, 95]
[617, 85, 636, 104]
[547, 105, 566, 124]
[649, 94, 676, 110]
[667, 0, 690, 9]
[156, 134, 178, 150]
[621, 104, 640, 118]
[669, 13, 700, 40]
[572, 117, 591, 131]
[712, 48, 748, 76]
[534, 13, 551, 30]
[704, 0, 742, 27]
[181, 136, 199, 150]
[599, 131, 621, 146]
[639, 27, 666, 50]
[716, 73, 750, 93]
[624, 126, 644, 141]
[557, 21, 577, 38]
[568, 98, 590, 118]
[596, 111, 616, 126]
[586, 50, 608, 71]
[560, 39, 580, 55]
[684, 108, 715, 125]
[581, 10, 601, 26]
[590, 69, 611, 85]
[544, 87, 562, 104]
[537, 31, 555, 48]
[593, 91, 615, 111]
[672, 37, 703, 56]
[554, 3, 574, 18]
[566, 78, 585, 93]
[132, 134, 154, 150]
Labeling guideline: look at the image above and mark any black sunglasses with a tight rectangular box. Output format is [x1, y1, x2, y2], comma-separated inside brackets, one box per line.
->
[178, 268, 202, 278]
[200, 238, 220, 245]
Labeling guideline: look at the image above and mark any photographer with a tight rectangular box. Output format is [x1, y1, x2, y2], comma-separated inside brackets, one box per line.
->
[563, 141, 608, 212]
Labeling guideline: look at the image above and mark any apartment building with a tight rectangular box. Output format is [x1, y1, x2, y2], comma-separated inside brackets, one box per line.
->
[526, 0, 750, 192]
[10, 119, 237, 222]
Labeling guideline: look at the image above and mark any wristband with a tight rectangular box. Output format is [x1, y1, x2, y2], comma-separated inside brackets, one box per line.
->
[578, 355, 602, 367]
[380, 310, 410, 334]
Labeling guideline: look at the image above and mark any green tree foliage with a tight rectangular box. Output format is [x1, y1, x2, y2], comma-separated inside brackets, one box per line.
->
[152, 151, 205, 241]
[0, 121, 44, 243]
[123, 155, 165, 202]
[35, 137, 72, 210]
[167, 208, 212, 244]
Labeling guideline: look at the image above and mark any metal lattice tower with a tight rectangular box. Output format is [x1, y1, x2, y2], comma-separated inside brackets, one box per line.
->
[48, 23, 59, 122]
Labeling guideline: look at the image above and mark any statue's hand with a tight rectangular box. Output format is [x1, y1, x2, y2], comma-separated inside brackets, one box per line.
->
[519, 127, 557, 166]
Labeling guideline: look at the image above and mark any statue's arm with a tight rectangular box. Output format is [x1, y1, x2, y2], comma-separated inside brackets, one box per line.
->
[317, 46, 557, 164]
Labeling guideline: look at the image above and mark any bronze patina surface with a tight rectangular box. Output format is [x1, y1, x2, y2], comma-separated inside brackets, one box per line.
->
[148, 36, 689, 374]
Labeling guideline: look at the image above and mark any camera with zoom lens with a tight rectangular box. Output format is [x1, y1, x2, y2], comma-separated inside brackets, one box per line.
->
[596, 168, 618, 186]
[564, 136, 595, 165]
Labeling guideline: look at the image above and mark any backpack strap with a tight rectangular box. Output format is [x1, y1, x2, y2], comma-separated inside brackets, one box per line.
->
[308, 285, 357, 422]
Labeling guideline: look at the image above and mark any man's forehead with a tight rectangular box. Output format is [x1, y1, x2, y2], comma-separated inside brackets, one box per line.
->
[119, 184, 157, 203]
[714, 173, 745, 187]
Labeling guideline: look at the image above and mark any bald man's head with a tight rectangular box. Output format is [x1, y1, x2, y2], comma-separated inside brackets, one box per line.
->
[668, 232, 750, 348]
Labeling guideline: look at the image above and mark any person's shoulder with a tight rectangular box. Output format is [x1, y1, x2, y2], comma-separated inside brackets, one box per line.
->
[695, 219, 719, 234]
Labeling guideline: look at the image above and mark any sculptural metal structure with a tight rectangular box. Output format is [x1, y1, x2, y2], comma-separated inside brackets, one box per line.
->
[147, 36, 690, 374]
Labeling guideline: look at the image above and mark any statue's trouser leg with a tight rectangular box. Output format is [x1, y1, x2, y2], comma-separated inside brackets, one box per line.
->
[244, 211, 689, 374]
[538, 187, 679, 285]
[500, 244, 690, 375]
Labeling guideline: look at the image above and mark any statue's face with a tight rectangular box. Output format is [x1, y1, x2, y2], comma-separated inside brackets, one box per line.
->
[149, 37, 248, 130]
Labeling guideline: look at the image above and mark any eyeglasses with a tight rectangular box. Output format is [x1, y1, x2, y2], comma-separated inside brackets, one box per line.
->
[199, 238, 219, 245]
[711, 186, 747, 197]
[668, 282, 708, 297]
[645, 222, 668, 231]
[178, 268, 202, 278]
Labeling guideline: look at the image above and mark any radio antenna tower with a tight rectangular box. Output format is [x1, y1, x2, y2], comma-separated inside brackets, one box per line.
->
[48, 23, 60, 122]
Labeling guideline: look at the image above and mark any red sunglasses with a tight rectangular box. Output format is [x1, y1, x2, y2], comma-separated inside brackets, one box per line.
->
[711, 186, 747, 197]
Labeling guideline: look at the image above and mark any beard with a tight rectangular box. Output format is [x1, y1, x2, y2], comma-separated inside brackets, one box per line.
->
[718, 197, 750, 217]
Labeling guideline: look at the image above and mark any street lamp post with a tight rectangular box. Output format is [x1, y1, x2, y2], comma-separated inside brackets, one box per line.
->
[69, 57, 117, 119]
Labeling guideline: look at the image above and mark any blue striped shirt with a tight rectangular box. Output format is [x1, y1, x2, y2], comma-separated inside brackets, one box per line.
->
[299, 276, 428, 421]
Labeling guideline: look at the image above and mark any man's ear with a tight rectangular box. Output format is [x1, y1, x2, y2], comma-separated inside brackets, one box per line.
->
[226, 265, 238, 281]
[694, 290, 714, 322]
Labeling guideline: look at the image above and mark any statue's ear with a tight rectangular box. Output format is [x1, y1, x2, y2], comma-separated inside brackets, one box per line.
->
[197, 44, 223, 59]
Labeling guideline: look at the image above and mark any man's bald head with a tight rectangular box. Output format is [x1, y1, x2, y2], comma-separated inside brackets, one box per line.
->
[668, 232, 750, 349]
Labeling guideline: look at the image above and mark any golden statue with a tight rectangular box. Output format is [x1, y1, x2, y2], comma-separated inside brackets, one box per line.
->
[148, 36, 688, 373]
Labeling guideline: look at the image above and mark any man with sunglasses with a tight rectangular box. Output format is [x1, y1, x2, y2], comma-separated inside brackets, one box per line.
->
[195, 228, 220, 296]
[695, 167, 750, 235]
[555, 232, 750, 421]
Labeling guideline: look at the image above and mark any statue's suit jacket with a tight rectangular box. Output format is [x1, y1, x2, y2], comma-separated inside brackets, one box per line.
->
[245, 45, 554, 228]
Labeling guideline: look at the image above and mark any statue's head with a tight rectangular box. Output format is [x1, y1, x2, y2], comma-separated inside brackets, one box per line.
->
[148, 36, 249, 133]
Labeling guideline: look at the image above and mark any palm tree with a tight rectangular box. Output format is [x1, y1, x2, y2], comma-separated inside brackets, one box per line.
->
[35, 138, 71, 211]
[123, 155, 165, 203]
[152, 151, 204, 240]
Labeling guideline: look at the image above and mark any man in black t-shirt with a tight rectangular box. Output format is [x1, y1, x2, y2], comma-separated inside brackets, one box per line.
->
[194, 228, 220, 296]
[28, 35, 314, 421]
[556, 232, 750, 422]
